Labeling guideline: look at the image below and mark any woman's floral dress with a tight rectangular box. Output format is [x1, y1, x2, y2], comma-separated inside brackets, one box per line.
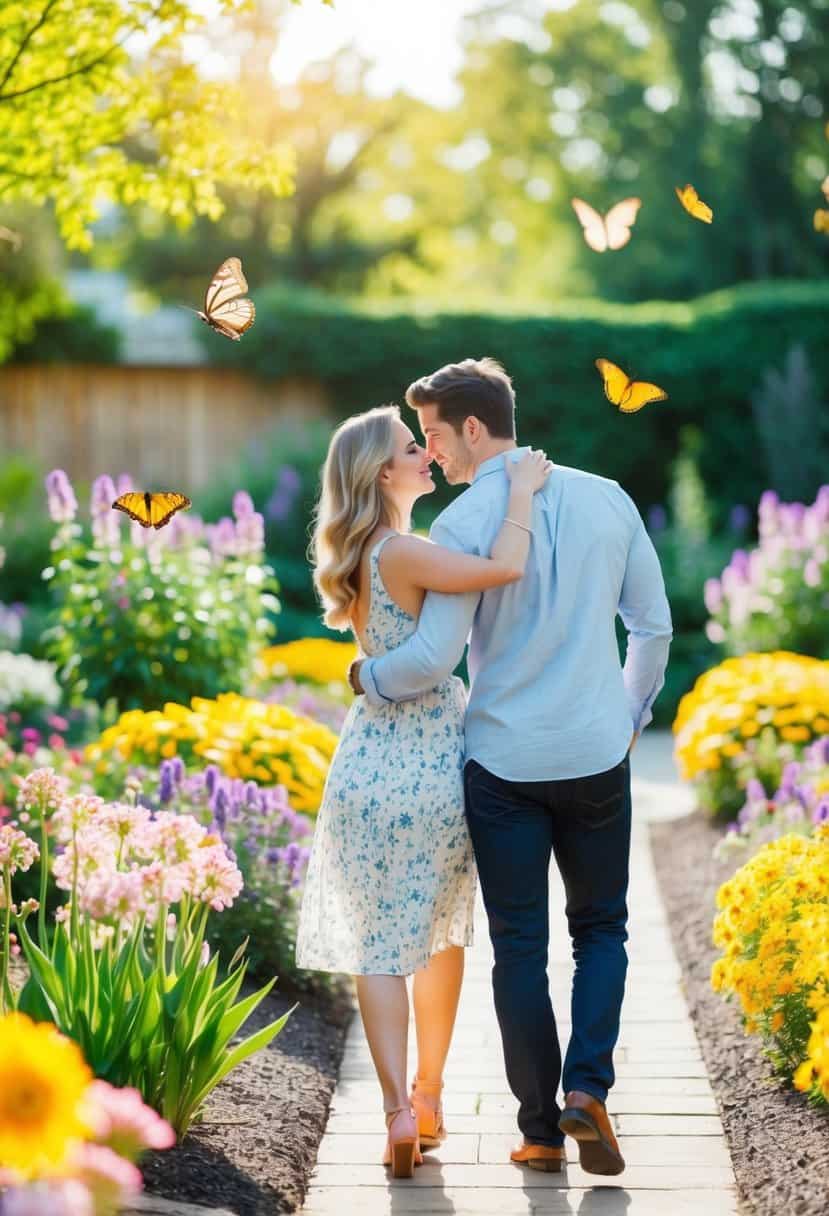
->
[295, 535, 477, 975]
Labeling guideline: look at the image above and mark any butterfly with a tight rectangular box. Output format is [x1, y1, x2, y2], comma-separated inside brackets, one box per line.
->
[197, 257, 255, 340]
[595, 358, 668, 414]
[675, 184, 713, 224]
[112, 491, 191, 530]
[571, 197, 642, 252]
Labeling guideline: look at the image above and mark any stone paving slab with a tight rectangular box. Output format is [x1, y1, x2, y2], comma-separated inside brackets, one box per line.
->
[301, 733, 739, 1216]
[303, 1188, 739, 1215]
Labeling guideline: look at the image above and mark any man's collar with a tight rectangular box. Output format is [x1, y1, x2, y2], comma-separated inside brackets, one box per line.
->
[472, 446, 530, 484]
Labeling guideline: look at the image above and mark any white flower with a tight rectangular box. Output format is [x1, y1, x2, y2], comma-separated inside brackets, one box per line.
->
[0, 651, 61, 712]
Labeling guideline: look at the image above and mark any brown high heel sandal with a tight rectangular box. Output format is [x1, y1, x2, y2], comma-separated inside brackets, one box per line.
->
[382, 1106, 422, 1178]
[410, 1077, 447, 1149]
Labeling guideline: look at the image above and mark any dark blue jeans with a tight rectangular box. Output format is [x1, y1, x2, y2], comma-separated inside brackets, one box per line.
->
[463, 752, 632, 1147]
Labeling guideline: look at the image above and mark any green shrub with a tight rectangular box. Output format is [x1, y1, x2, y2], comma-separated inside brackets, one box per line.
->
[204, 280, 829, 527]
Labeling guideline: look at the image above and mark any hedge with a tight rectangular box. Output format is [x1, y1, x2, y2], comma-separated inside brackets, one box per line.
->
[204, 280, 829, 522]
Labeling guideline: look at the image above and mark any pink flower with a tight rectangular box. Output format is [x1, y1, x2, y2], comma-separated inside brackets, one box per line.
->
[0, 825, 40, 874]
[16, 767, 67, 815]
[48, 733, 66, 751]
[2, 1180, 94, 1216]
[69, 1143, 142, 1216]
[84, 1081, 176, 1159]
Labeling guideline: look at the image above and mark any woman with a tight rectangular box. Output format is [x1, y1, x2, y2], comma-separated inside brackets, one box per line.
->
[295, 404, 550, 1178]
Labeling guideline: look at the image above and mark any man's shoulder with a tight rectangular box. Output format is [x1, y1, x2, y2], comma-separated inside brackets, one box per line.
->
[432, 481, 492, 534]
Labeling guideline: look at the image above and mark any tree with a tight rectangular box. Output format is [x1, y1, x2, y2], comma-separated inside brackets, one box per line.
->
[114, 1, 411, 298]
[0, 0, 310, 251]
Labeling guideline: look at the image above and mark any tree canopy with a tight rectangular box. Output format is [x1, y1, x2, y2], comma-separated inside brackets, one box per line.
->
[0, 0, 306, 250]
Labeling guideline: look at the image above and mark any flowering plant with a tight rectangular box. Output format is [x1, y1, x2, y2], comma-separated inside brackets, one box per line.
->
[147, 757, 341, 997]
[2, 768, 293, 1136]
[84, 692, 337, 815]
[256, 638, 357, 688]
[711, 828, 829, 1108]
[1, 713, 93, 827]
[40, 470, 280, 713]
[0, 652, 61, 717]
[705, 486, 829, 657]
[250, 638, 354, 734]
[714, 736, 829, 862]
[0, 1010, 175, 1215]
[672, 652, 829, 820]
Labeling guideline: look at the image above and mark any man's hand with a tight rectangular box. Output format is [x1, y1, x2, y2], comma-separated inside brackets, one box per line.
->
[348, 658, 365, 696]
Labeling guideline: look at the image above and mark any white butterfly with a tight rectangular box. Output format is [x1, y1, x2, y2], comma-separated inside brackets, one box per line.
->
[571, 197, 642, 252]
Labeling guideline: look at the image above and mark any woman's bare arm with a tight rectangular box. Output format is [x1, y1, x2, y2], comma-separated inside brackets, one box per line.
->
[381, 450, 552, 594]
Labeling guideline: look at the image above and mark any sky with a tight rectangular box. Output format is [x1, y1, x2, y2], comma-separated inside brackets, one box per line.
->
[269, 0, 564, 108]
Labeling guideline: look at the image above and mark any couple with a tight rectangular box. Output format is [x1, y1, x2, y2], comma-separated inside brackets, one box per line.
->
[295, 357, 672, 1179]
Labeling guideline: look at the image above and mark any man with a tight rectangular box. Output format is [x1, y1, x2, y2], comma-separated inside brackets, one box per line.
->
[348, 357, 672, 1175]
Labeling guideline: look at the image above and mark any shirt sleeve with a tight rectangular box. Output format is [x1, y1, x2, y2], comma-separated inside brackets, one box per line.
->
[617, 496, 673, 734]
[360, 518, 481, 707]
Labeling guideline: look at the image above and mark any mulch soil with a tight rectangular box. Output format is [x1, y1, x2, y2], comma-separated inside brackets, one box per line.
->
[140, 979, 355, 1216]
[650, 810, 829, 1216]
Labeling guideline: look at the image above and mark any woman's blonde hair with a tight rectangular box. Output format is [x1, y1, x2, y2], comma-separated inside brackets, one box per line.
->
[311, 404, 401, 630]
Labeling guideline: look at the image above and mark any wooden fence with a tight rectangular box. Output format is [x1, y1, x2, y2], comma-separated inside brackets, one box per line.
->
[0, 364, 332, 490]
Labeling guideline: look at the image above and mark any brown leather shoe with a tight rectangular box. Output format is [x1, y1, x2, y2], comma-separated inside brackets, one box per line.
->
[558, 1091, 625, 1176]
[510, 1141, 567, 1172]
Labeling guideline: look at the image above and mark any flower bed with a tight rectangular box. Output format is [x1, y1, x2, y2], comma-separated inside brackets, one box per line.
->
[705, 486, 829, 657]
[672, 651, 829, 820]
[711, 829, 829, 1109]
[83, 692, 338, 815]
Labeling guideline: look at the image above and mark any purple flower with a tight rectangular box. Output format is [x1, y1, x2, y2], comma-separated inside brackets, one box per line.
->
[232, 491, 255, 521]
[159, 760, 175, 805]
[171, 756, 184, 784]
[703, 578, 723, 615]
[45, 469, 78, 523]
[212, 786, 229, 832]
[646, 504, 667, 534]
[244, 782, 259, 808]
[206, 517, 238, 559]
[812, 798, 829, 825]
[729, 503, 751, 533]
[204, 765, 220, 797]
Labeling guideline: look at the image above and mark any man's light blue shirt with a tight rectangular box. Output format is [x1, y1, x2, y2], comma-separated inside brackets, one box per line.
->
[360, 450, 673, 781]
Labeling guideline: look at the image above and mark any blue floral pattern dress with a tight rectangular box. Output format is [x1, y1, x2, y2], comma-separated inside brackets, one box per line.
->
[295, 535, 477, 976]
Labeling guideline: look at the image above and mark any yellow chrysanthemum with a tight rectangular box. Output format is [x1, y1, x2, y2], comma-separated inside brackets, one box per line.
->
[256, 638, 357, 686]
[673, 652, 829, 782]
[0, 1012, 93, 1178]
[84, 692, 338, 815]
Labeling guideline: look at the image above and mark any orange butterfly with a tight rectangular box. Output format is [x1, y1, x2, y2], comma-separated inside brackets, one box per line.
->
[112, 491, 191, 530]
[197, 257, 255, 340]
[595, 359, 668, 414]
[571, 197, 642, 252]
[675, 184, 713, 224]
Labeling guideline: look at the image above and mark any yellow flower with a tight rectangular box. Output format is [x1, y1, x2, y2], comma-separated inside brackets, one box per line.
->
[257, 638, 357, 686]
[0, 1012, 93, 1178]
[84, 691, 338, 814]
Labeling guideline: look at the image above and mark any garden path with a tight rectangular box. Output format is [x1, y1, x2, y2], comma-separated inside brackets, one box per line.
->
[302, 730, 742, 1216]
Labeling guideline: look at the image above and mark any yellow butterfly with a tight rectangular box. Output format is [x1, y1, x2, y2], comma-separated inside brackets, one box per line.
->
[595, 359, 668, 414]
[571, 197, 642, 252]
[112, 491, 191, 530]
[197, 257, 255, 340]
[675, 184, 713, 224]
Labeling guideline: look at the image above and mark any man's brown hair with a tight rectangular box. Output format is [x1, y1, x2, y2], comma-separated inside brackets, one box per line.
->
[405, 357, 516, 439]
